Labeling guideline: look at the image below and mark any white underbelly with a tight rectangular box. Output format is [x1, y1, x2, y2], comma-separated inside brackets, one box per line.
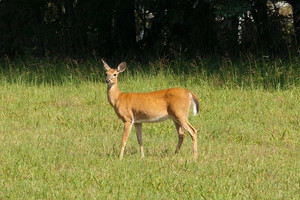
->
[134, 115, 169, 123]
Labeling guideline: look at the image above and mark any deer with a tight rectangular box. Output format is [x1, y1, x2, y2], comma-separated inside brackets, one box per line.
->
[102, 59, 199, 160]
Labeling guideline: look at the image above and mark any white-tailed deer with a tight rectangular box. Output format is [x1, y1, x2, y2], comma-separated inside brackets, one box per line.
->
[102, 59, 199, 159]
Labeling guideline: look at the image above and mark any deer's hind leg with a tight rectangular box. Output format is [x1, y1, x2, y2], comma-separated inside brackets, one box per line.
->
[173, 120, 186, 154]
[168, 96, 198, 159]
[173, 116, 198, 159]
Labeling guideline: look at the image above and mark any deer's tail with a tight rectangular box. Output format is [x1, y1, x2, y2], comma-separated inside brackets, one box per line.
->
[190, 92, 199, 116]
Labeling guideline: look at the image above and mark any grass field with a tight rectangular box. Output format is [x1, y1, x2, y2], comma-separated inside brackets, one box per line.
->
[0, 57, 299, 199]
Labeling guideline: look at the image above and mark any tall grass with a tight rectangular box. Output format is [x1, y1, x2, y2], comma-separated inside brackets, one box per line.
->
[0, 55, 299, 89]
[0, 56, 299, 199]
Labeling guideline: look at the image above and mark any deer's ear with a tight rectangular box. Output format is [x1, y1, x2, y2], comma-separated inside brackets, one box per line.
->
[117, 62, 126, 72]
[102, 59, 111, 71]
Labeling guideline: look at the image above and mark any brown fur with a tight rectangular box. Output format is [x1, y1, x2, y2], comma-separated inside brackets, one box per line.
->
[102, 59, 199, 159]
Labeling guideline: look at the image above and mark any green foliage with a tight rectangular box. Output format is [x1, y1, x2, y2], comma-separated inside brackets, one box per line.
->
[208, 0, 251, 18]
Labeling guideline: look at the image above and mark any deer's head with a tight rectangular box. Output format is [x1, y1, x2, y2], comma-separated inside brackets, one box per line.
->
[102, 59, 126, 85]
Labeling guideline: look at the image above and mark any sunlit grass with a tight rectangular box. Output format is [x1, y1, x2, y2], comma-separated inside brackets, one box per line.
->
[0, 57, 299, 199]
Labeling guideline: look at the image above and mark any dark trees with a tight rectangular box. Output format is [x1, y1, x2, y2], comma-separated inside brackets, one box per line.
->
[0, 0, 298, 57]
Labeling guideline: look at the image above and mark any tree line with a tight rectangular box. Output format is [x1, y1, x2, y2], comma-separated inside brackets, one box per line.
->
[0, 0, 299, 58]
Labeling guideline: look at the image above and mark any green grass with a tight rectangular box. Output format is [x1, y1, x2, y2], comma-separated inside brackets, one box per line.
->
[0, 57, 299, 199]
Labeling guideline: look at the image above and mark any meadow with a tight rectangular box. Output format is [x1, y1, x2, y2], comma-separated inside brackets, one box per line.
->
[0, 57, 299, 199]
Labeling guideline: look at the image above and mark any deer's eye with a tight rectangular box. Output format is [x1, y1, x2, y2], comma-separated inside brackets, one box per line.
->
[113, 74, 117, 76]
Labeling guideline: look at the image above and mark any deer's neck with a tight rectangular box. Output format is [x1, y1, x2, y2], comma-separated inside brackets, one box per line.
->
[107, 83, 121, 107]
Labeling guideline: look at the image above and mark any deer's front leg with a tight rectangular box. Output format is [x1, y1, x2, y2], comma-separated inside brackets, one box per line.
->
[119, 122, 132, 160]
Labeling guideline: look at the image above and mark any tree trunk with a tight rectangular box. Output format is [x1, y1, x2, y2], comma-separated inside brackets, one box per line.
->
[251, 0, 270, 50]
[64, 0, 75, 55]
[288, 0, 300, 45]
[98, 0, 114, 56]
[114, 0, 136, 51]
